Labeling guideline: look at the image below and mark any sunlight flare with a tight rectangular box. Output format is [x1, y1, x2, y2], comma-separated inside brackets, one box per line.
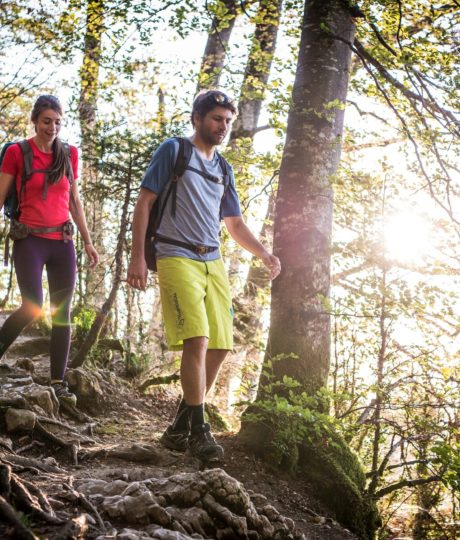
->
[383, 210, 432, 263]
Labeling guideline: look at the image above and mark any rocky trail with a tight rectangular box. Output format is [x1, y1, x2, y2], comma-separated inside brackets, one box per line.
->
[0, 314, 358, 540]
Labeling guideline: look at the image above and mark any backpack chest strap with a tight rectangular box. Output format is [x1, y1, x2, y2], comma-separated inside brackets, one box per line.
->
[185, 165, 226, 185]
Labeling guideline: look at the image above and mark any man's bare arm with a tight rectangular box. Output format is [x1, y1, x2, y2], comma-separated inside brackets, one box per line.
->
[224, 216, 281, 280]
[127, 188, 158, 291]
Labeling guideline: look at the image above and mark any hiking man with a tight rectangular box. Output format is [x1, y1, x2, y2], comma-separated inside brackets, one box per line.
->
[127, 90, 281, 460]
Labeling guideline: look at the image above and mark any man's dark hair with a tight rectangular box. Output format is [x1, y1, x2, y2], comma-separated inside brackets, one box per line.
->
[191, 90, 237, 126]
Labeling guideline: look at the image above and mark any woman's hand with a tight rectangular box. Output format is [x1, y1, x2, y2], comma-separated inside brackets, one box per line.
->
[84, 242, 99, 268]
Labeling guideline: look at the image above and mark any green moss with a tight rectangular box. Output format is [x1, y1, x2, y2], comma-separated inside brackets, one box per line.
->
[239, 399, 379, 539]
[96, 422, 121, 435]
[299, 434, 379, 539]
[205, 403, 229, 432]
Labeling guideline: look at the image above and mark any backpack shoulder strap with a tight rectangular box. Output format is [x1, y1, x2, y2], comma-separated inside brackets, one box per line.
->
[217, 153, 232, 220]
[16, 140, 33, 204]
[172, 137, 193, 179]
[170, 137, 193, 217]
[216, 152, 230, 189]
[63, 142, 77, 213]
[17, 140, 33, 181]
[62, 142, 74, 185]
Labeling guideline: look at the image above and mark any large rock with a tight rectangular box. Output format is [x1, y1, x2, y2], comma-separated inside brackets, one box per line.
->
[77, 468, 303, 539]
[11, 383, 58, 417]
[9, 336, 50, 356]
[65, 368, 104, 413]
[5, 408, 36, 431]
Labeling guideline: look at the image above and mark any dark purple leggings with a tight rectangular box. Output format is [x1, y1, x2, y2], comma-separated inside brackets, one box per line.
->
[0, 235, 76, 380]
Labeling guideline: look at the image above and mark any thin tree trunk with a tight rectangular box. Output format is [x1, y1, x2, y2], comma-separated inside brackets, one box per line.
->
[0, 262, 14, 309]
[233, 195, 275, 347]
[367, 264, 388, 496]
[412, 420, 438, 539]
[255, 0, 356, 399]
[78, 0, 105, 300]
[212, 2, 282, 411]
[196, 0, 238, 92]
[71, 172, 132, 368]
[228, 0, 283, 323]
[229, 0, 283, 141]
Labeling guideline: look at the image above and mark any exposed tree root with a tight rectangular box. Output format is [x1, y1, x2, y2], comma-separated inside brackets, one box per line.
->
[9, 470, 65, 525]
[0, 461, 66, 537]
[0, 494, 38, 540]
[37, 416, 95, 444]
[15, 440, 45, 455]
[34, 421, 80, 465]
[0, 396, 27, 408]
[63, 482, 106, 531]
[138, 372, 180, 392]
[1, 454, 65, 474]
[80, 442, 177, 466]
[58, 400, 92, 423]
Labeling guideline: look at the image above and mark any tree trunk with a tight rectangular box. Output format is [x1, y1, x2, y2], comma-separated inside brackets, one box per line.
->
[78, 0, 105, 300]
[212, 1, 282, 412]
[229, 0, 283, 142]
[196, 0, 238, 92]
[256, 0, 355, 398]
[71, 170, 132, 368]
[0, 262, 14, 309]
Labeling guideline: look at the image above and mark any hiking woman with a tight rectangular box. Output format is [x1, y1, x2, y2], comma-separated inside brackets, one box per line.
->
[0, 94, 99, 402]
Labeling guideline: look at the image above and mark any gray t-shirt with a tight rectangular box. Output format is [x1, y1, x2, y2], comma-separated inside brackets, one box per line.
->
[140, 138, 241, 261]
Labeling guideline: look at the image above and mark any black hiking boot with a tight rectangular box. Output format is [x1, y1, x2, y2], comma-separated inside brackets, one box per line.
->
[159, 425, 189, 452]
[51, 381, 77, 406]
[188, 423, 224, 461]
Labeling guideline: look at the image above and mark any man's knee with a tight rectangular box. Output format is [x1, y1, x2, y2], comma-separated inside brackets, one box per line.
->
[183, 336, 208, 358]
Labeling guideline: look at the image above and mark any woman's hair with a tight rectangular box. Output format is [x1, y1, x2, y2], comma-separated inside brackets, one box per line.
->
[31, 95, 70, 185]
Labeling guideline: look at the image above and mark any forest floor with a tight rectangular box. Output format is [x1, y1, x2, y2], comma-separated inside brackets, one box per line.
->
[0, 311, 361, 540]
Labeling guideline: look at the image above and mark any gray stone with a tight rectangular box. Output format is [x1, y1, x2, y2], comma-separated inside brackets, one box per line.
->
[5, 408, 36, 432]
[65, 367, 104, 413]
[15, 383, 58, 416]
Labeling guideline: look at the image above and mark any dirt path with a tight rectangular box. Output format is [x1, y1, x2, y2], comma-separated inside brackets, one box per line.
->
[0, 314, 358, 539]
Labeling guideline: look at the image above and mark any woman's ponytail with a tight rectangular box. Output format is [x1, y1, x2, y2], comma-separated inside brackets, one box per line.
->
[48, 137, 69, 184]
[31, 95, 69, 184]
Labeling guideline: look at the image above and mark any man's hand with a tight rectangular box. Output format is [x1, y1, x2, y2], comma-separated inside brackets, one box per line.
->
[127, 257, 148, 291]
[127, 188, 157, 291]
[261, 252, 281, 280]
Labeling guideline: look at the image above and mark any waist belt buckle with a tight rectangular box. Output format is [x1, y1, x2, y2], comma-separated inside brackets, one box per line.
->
[196, 245, 207, 255]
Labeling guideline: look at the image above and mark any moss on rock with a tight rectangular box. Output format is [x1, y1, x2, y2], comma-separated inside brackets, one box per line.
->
[239, 403, 379, 539]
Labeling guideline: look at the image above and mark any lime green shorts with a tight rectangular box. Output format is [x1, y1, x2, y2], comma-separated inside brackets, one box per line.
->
[157, 257, 234, 351]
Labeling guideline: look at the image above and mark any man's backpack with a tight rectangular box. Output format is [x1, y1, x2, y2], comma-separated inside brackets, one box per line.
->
[1, 139, 74, 264]
[144, 136, 231, 272]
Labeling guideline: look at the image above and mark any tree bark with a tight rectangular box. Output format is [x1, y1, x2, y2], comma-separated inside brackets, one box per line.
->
[256, 0, 356, 398]
[212, 2, 282, 411]
[78, 0, 105, 300]
[71, 166, 132, 368]
[229, 0, 283, 142]
[196, 0, 239, 92]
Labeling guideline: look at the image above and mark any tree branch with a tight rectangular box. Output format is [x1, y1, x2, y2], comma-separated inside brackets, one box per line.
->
[352, 39, 459, 132]
[374, 475, 441, 498]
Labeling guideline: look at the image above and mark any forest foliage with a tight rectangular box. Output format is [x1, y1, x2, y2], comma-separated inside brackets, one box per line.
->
[1, 0, 460, 537]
